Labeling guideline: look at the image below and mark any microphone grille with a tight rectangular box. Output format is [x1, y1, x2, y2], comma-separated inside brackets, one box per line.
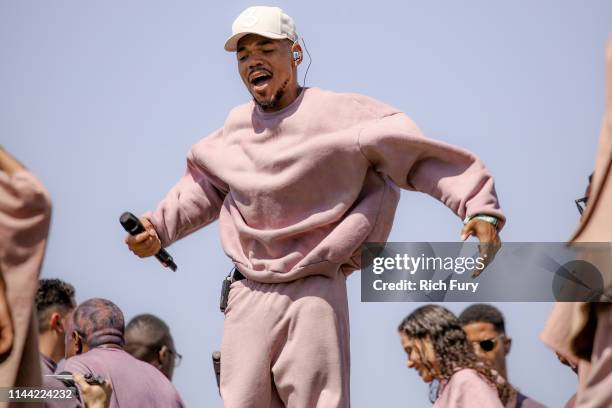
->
[119, 212, 140, 234]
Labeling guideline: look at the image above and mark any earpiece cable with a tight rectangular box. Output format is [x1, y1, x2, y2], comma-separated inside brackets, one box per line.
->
[300, 37, 312, 87]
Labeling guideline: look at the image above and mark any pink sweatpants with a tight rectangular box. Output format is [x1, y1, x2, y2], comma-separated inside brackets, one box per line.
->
[220, 272, 350, 408]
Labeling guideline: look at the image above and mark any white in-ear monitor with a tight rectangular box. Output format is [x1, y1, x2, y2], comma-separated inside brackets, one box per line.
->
[293, 51, 301, 61]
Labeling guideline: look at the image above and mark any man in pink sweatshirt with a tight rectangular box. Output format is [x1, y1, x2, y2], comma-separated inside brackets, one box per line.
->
[126, 6, 504, 407]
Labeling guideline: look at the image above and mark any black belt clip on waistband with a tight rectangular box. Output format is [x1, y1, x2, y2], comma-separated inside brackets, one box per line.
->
[219, 268, 245, 313]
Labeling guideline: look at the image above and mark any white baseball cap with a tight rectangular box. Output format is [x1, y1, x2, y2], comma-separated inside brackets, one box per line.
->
[224, 6, 298, 52]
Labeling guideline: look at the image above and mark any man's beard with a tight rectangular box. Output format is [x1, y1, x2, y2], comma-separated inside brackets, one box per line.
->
[253, 79, 289, 110]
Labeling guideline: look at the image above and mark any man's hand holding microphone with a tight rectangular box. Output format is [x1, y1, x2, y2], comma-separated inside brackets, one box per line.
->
[124, 217, 161, 258]
[120, 212, 177, 271]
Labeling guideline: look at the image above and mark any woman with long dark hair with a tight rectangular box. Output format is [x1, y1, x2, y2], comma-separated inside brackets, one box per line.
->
[398, 305, 513, 407]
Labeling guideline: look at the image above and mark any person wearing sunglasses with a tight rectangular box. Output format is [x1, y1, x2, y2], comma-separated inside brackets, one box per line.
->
[399, 304, 512, 407]
[459, 304, 546, 408]
[124, 313, 182, 381]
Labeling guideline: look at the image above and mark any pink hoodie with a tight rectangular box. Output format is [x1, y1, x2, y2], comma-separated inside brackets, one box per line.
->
[434, 369, 504, 408]
[149, 87, 504, 282]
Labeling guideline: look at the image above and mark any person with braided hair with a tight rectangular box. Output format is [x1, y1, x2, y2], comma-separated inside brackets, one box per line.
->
[398, 305, 513, 407]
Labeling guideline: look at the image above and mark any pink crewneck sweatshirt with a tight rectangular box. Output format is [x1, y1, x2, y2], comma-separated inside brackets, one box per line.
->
[434, 369, 504, 407]
[148, 87, 504, 283]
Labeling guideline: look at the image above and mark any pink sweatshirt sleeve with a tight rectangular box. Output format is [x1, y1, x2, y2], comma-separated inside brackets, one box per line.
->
[358, 113, 505, 228]
[0, 169, 52, 263]
[148, 131, 229, 247]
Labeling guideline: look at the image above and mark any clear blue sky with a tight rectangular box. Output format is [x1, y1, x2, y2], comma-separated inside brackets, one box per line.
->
[1, 1, 610, 406]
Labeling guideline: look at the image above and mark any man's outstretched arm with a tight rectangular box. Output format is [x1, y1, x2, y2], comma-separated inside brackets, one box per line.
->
[358, 113, 503, 274]
[126, 130, 228, 257]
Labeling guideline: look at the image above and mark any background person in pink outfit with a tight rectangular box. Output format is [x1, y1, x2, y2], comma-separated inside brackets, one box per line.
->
[460, 304, 547, 408]
[124, 313, 181, 381]
[398, 304, 511, 407]
[540, 36, 612, 408]
[125, 6, 504, 406]
[58, 298, 185, 408]
[36, 279, 77, 384]
[0, 146, 52, 404]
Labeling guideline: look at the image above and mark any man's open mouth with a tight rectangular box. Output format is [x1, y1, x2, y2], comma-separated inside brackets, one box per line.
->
[250, 70, 273, 91]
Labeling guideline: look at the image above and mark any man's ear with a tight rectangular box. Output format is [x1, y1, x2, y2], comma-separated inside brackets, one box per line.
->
[503, 336, 512, 355]
[291, 42, 303, 67]
[72, 331, 83, 355]
[49, 312, 63, 333]
[158, 345, 169, 367]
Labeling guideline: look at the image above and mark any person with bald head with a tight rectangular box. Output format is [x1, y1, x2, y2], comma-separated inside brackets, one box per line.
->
[57, 298, 184, 408]
[124, 314, 181, 381]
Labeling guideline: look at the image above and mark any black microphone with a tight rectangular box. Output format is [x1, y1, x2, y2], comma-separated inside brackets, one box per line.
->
[119, 212, 177, 272]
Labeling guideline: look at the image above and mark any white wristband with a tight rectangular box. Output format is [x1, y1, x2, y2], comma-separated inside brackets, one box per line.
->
[463, 214, 499, 228]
